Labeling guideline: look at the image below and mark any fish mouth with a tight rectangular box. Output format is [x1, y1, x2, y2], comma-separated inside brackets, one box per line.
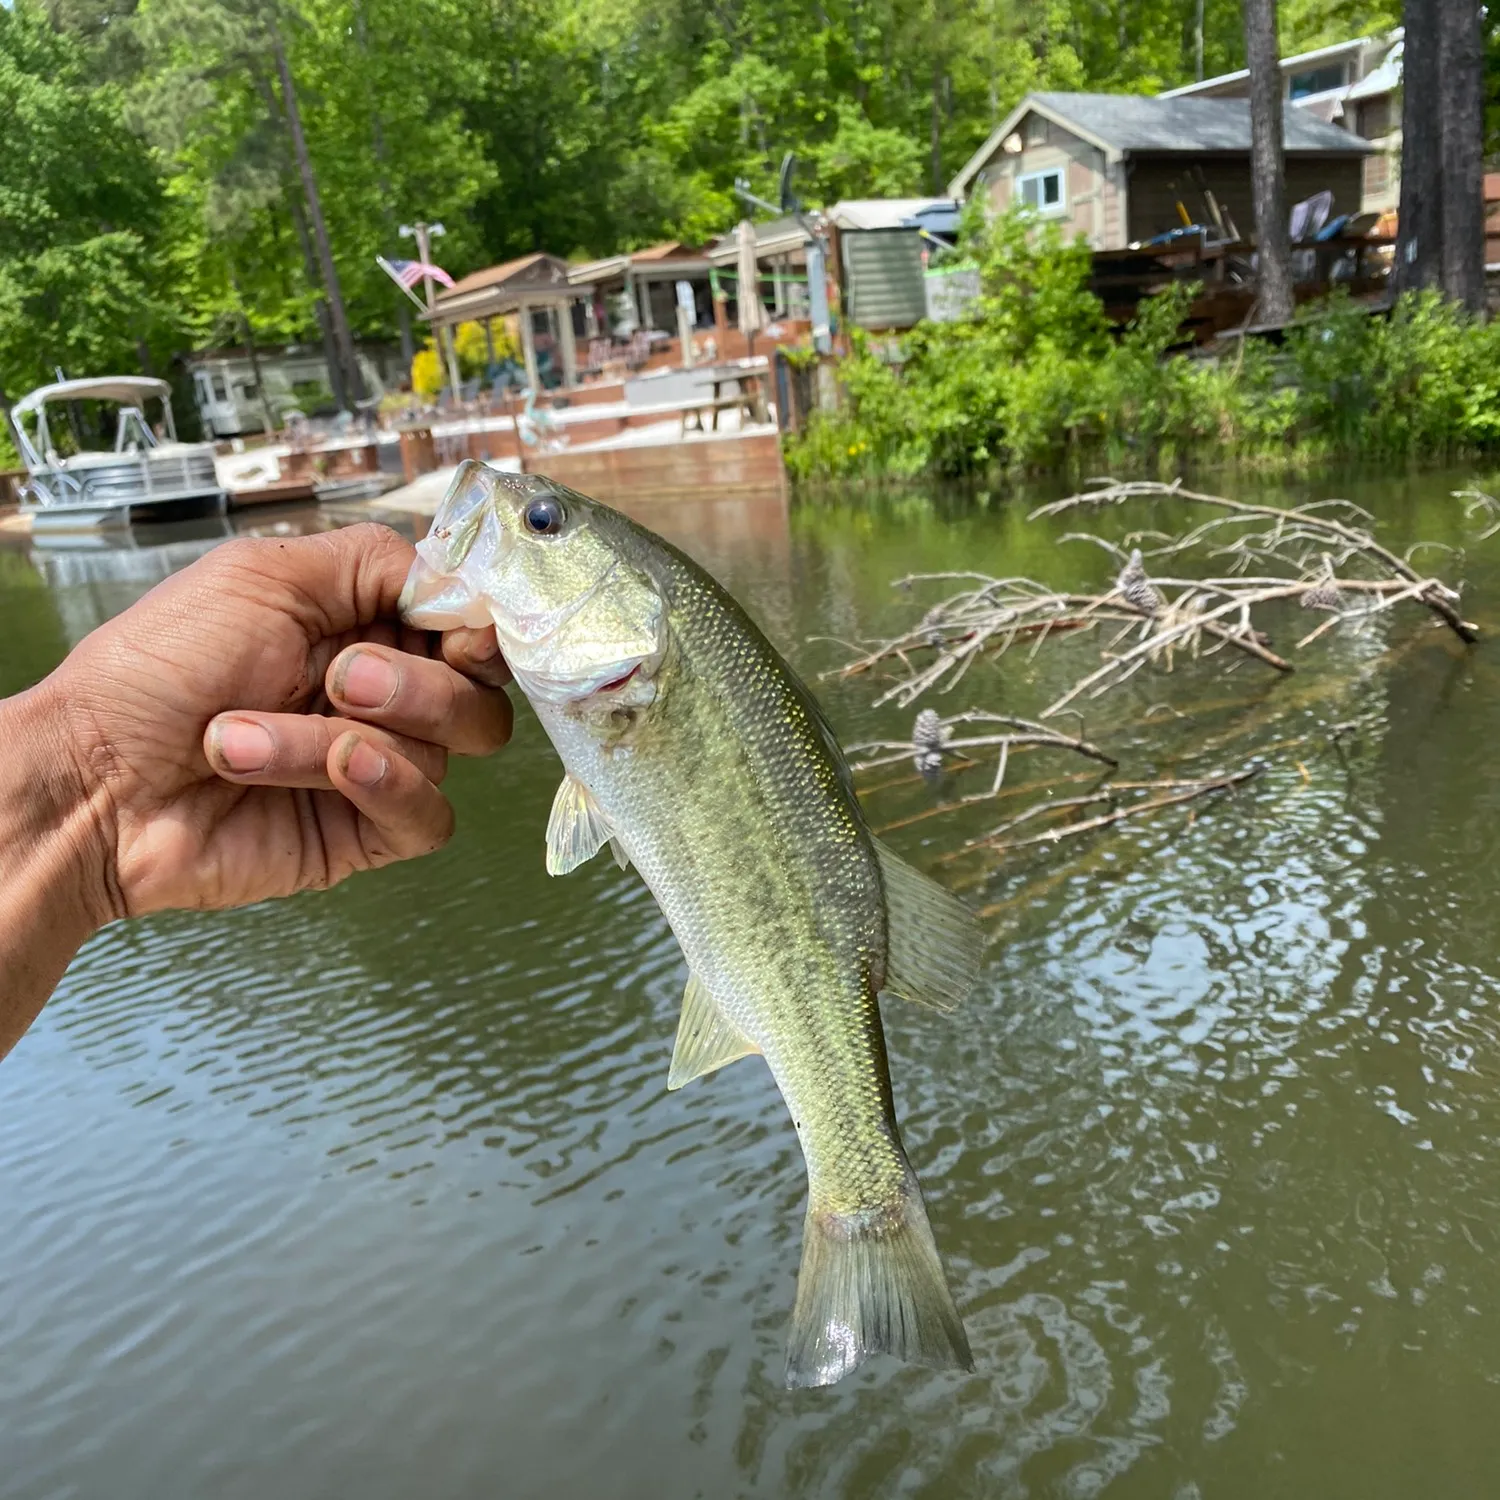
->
[399, 554, 492, 631]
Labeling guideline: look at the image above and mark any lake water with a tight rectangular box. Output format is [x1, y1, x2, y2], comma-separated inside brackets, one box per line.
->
[5, 473, 1500, 1499]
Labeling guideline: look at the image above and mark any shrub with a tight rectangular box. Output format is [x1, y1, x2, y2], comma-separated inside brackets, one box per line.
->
[786, 208, 1500, 482]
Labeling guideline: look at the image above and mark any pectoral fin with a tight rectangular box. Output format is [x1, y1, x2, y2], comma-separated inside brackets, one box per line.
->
[874, 840, 983, 1013]
[545, 773, 613, 876]
[667, 974, 758, 1089]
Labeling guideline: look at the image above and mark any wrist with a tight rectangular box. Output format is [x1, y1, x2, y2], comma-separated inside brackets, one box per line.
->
[0, 673, 119, 943]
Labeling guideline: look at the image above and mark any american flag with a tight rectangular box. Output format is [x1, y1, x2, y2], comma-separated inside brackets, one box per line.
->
[381, 257, 455, 291]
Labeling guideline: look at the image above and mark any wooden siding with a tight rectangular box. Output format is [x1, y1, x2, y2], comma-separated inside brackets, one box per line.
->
[979, 118, 1111, 248]
[842, 230, 928, 329]
[1124, 154, 1365, 244]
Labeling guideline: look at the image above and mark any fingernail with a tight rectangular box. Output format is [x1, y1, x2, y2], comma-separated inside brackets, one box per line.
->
[339, 736, 387, 788]
[335, 650, 398, 710]
[465, 630, 500, 663]
[213, 718, 274, 774]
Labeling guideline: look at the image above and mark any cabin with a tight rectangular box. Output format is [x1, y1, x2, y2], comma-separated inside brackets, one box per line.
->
[1161, 31, 1402, 217]
[947, 92, 1373, 251]
[185, 343, 402, 437]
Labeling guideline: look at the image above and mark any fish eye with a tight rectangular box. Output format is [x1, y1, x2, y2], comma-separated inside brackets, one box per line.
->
[523, 495, 566, 535]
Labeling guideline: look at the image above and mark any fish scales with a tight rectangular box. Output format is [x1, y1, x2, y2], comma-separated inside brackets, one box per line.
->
[538, 544, 905, 1214]
[400, 462, 979, 1387]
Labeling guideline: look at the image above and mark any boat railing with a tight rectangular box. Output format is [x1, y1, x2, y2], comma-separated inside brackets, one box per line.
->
[23, 449, 222, 510]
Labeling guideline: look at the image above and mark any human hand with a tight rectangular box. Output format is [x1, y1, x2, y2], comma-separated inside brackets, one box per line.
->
[34, 522, 512, 924]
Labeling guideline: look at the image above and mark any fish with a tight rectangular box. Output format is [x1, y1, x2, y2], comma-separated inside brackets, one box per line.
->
[400, 461, 981, 1388]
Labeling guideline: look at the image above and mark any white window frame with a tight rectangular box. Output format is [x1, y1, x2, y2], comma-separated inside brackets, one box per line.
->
[1016, 166, 1067, 218]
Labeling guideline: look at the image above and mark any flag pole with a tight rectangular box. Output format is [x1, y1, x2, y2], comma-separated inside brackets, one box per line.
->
[375, 255, 430, 313]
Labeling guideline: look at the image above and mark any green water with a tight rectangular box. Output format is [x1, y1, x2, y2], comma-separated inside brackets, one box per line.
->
[4, 475, 1500, 1498]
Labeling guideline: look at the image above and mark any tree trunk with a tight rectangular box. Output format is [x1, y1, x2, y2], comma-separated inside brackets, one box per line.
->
[352, 0, 414, 372]
[929, 59, 943, 193]
[288, 197, 348, 412]
[1243, 0, 1295, 325]
[270, 24, 364, 407]
[1396, 0, 1443, 294]
[1438, 0, 1485, 311]
[250, 66, 347, 410]
[230, 270, 280, 436]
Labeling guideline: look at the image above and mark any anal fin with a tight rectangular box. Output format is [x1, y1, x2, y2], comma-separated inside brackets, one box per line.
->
[667, 973, 758, 1090]
[874, 840, 984, 1013]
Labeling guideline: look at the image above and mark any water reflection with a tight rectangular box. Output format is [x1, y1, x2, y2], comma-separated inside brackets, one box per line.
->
[4, 475, 1500, 1497]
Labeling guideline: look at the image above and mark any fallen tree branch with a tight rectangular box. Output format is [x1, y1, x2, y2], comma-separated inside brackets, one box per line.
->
[1033, 478, 1478, 643]
[971, 763, 1265, 853]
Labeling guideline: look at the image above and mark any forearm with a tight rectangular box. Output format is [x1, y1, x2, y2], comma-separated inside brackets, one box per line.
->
[0, 678, 114, 1061]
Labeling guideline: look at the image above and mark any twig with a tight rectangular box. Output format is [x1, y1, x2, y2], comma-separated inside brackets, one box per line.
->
[975, 763, 1264, 853]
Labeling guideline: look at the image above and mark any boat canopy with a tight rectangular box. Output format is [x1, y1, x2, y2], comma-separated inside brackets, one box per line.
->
[12, 376, 172, 418]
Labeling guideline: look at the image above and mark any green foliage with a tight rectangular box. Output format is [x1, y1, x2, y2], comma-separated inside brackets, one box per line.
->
[0, 0, 1429, 400]
[786, 215, 1500, 483]
[0, 2, 175, 397]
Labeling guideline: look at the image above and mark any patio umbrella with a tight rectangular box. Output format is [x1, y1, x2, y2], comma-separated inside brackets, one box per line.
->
[736, 219, 766, 353]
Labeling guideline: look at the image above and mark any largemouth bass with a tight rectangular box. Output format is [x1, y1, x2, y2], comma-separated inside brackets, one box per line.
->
[400, 461, 981, 1387]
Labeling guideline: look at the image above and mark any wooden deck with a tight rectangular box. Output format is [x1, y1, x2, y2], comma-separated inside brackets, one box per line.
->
[1091, 234, 1395, 343]
[521, 430, 785, 504]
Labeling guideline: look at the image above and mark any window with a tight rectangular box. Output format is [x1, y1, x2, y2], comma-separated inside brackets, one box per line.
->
[211, 374, 229, 402]
[1016, 167, 1065, 216]
[1288, 62, 1346, 100]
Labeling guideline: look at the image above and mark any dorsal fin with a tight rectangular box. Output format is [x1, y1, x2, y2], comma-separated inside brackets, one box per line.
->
[874, 841, 983, 1013]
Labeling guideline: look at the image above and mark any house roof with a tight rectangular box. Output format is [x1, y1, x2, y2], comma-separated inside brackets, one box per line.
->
[630, 240, 702, 261]
[439, 252, 571, 300]
[1159, 29, 1400, 99]
[825, 197, 954, 230]
[948, 90, 1373, 196]
[428, 252, 575, 326]
[706, 217, 812, 266]
[567, 242, 711, 286]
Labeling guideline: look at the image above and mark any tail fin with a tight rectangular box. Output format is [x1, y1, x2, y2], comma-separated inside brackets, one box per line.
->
[784, 1181, 973, 1389]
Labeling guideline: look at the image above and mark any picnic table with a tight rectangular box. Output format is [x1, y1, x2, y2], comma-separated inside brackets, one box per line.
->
[680, 364, 769, 434]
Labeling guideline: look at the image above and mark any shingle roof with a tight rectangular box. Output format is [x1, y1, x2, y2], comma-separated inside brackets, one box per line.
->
[1029, 91, 1374, 155]
[825, 197, 954, 230]
[949, 90, 1372, 195]
[439, 252, 570, 300]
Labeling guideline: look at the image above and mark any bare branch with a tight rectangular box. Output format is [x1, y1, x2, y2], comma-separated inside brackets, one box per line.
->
[973, 763, 1265, 853]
